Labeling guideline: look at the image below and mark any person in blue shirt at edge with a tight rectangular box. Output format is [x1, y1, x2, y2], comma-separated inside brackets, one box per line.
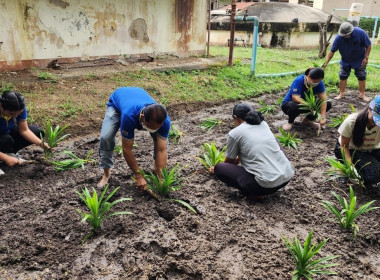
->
[281, 67, 332, 131]
[0, 91, 50, 175]
[98, 87, 171, 190]
[209, 103, 294, 200]
[322, 21, 372, 102]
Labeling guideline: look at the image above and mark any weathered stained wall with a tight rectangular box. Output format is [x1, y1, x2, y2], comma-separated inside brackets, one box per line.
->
[0, 0, 206, 70]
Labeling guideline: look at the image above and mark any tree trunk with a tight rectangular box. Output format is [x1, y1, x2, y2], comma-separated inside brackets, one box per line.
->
[318, 15, 333, 59]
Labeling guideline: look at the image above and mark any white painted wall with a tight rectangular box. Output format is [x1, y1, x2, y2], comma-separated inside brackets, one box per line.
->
[0, 0, 206, 70]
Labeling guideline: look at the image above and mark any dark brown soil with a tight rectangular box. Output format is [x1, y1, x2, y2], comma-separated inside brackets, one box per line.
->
[0, 90, 379, 280]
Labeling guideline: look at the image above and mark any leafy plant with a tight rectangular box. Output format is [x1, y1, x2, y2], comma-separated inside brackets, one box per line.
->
[258, 100, 276, 115]
[299, 87, 325, 121]
[52, 150, 96, 171]
[168, 125, 183, 144]
[324, 149, 366, 186]
[283, 231, 339, 280]
[139, 164, 196, 213]
[76, 185, 133, 236]
[40, 120, 70, 159]
[321, 186, 379, 236]
[114, 145, 123, 155]
[199, 118, 222, 131]
[38, 71, 57, 80]
[329, 104, 356, 128]
[276, 128, 302, 149]
[197, 142, 226, 169]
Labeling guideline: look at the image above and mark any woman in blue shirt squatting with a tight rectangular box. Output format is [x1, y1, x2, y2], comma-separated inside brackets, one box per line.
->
[210, 103, 294, 199]
[0, 91, 49, 174]
[281, 67, 332, 132]
[98, 87, 171, 190]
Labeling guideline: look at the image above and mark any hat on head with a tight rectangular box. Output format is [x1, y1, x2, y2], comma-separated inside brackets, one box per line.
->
[369, 95, 380, 127]
[339, 22, 354, 36]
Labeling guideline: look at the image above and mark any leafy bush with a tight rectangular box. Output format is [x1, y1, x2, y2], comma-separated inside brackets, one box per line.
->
[199, 118, 222, 131]
[258, 100, 276, 115]
[283, 231, 339, 280]
[321, 186, 379, 236]
[40, 120, 70, 159]
[276, 128, 302, 149]
[299, 88, 325, 121]
[359, 18, 380, 37]
[198, 142, 226, 169]
[52, 150, 96, 171]
[139, 164, 196, 213]
[76, 185, 133, 236]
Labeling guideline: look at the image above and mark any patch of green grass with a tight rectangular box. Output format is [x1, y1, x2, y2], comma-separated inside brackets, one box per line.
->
[0, 82, 14, 93]
[38, 71, 57, 80]
[60, 101, 82, 118]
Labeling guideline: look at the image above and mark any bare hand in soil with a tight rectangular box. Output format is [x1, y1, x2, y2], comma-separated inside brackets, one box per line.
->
[5, 157, 22, 167]
[135, 175, 147, 190]
[209, 166, 215, 174]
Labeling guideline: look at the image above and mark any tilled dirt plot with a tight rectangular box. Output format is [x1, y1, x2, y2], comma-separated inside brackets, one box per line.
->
[0, 90, 379, 280]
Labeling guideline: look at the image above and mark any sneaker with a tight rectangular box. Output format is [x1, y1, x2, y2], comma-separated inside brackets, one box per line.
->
[282, 123, 293, 131]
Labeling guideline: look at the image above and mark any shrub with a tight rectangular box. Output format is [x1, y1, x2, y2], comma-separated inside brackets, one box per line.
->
[321, 186, 379, 236]
[283, 231, 339, 280]
[198, 142, 226, 169]
[276, 128, 302, 149]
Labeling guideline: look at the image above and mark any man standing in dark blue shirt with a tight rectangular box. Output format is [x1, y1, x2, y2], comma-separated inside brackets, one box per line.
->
[322, 22, 372, 102]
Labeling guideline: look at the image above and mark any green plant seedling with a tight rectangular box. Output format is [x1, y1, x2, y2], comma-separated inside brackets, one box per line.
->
[38, 72, 57, 80]
[114, 145, 123, 155]
[199, 118, 222, 131]
[299, 87, 325, 121]
[321, 186, 379, 236]
[283, 231, 340, 280]
[258, 100, 276, 115]
[76, 185, 133, 238]
[197, 142, 226, 170]
[324, 149, 367, 187]
[168, 125, 183, 144]
[40, 120, 70, 159]
[276, 128, 302, 150]
[139, 164, 197, 213]
[52, 150, 96, 171]
[329, 114, 348, 128]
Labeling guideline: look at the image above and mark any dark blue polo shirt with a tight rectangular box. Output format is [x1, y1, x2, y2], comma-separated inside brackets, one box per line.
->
[0, 108, 27, 135]
[107, 87, 170, 140]
[331, 27, 371, 69]
[282, 75, 325, 104]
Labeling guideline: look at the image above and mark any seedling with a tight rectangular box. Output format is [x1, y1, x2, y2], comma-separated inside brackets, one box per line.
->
[114, 142, 138, 154]
[139, 164, 197, 213]
[168, 125, 183, 144]
[40, 120, 70, 159]
[324, 149, 366, 187]
[258, 100, 276, 115]
[199, 118, 222, 131]
[198, 142, 226, 170]
[283, 231, 339, 280]
[76, 185, 133, 238]
[38, 71, 57, 80]
[329, 104, 356, 128]
[321, 186, 379, 236]
[299, 87, 325, 121]
[52, 150, 96, 171]
[276, 128, 302, 149]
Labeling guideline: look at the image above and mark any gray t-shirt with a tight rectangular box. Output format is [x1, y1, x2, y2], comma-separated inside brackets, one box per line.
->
[226, 121, 294, 188]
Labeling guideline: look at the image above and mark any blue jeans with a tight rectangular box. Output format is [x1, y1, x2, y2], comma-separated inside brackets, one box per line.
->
[98, 106, 164, 169]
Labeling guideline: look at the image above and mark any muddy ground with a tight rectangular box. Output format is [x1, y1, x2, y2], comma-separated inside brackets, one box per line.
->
[0, 90, 380, 280]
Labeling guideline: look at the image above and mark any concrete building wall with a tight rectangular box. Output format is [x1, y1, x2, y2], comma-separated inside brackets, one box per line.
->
[313, 0, 379, 17]
[0, 0, 206, 70]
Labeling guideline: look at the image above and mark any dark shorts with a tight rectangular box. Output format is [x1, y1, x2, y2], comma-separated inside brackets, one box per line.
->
[339, 64, 366, 81]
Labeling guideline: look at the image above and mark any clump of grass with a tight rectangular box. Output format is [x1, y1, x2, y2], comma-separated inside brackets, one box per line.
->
[198, 142, 226, 170]
[276, 128, 302, 149]
[324, 149, 366, 186]
[321, 186, 379, 236]
[38, 71, 57, 80]
[52, 150, 96, 171]
[258, 100, 276, 115]
[299, 88, 325, 120]
[283, 231, 340, 280]
[0, 82, 14, 93]
[168, 125, 183, 144]
[40, 120, 70, 159]
[199, 118, 222, 131]
[139, 164, 196, 213]
[76, 185, 133, 238]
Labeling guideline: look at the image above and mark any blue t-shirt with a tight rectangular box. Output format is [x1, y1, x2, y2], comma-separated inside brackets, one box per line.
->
[282, 75, 326, 104]
[0, 108, 27, 135]
[330, 27, 371, 69]
[107, 87, 170, 140]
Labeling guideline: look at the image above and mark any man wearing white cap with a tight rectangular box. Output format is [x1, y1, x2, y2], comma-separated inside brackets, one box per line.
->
[323, 22, 372, 102]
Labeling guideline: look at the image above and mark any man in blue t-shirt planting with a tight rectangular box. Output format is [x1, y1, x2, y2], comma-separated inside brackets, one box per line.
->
[323, 22, 372, 102]
[98, 87, 171, 190]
